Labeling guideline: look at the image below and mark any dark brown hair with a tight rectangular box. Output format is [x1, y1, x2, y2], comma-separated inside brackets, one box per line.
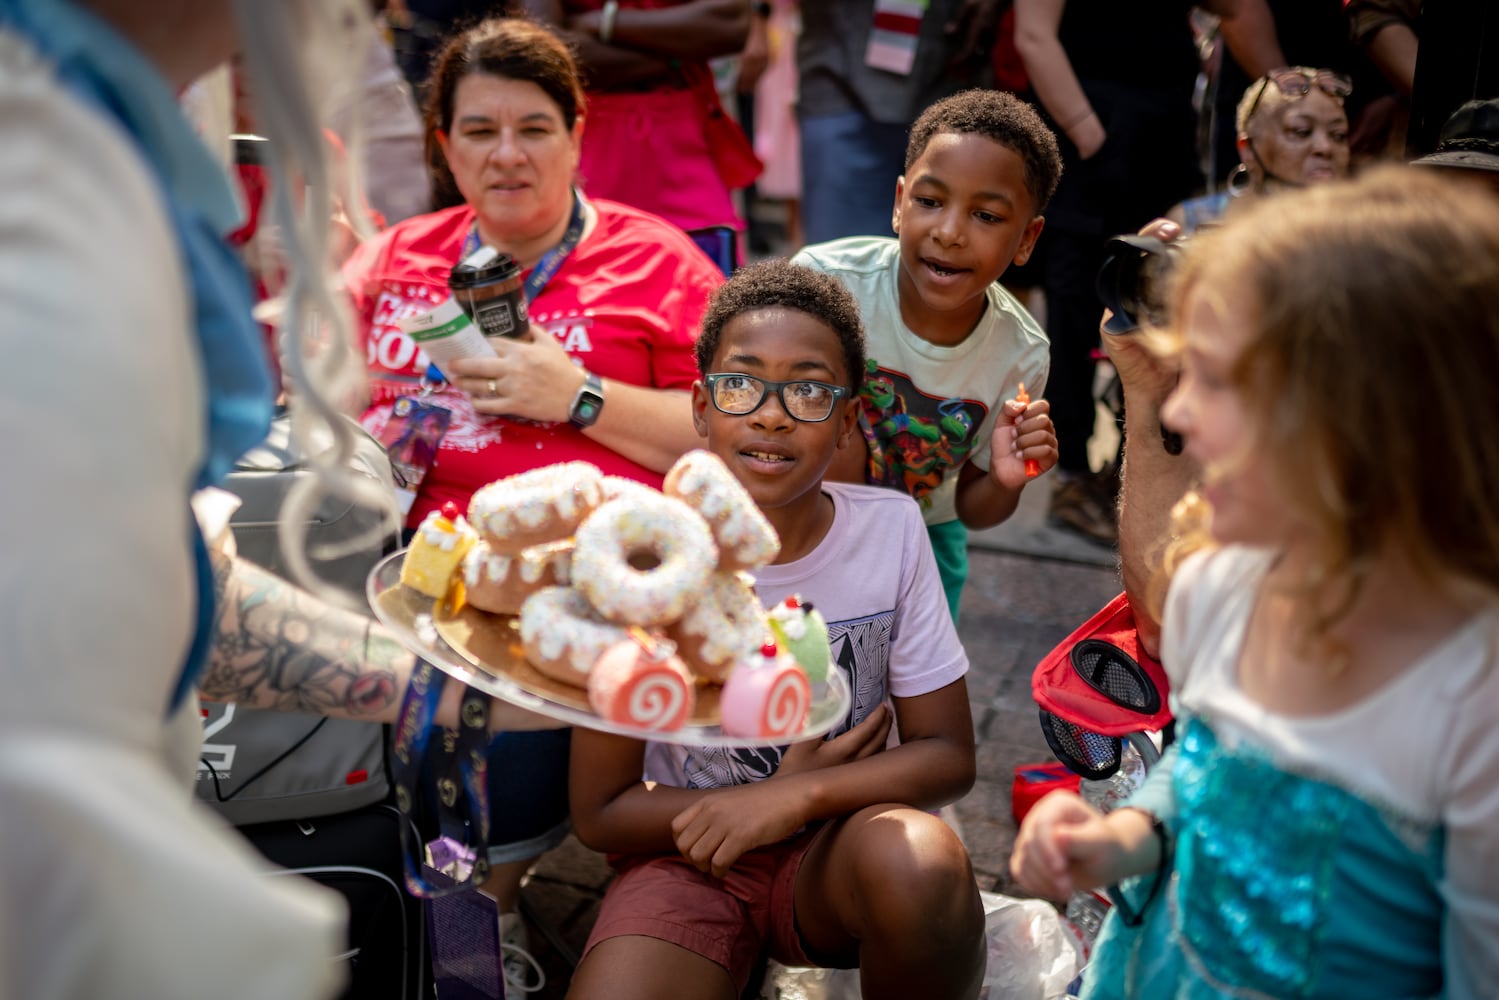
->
[423, 17, 586, 209]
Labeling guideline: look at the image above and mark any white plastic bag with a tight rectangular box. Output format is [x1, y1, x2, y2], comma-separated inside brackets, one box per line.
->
[755, 891, 1083, 1000]
[977, 891, 1085, 1000]
[757, 963, 859, 1000]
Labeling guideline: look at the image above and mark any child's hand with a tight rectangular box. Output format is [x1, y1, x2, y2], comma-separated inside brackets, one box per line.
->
[1008, 790, 1121, 901]
[776, 703, 891, 779]
[671, 783, 808, 878]
[989, 398, 1058, 490]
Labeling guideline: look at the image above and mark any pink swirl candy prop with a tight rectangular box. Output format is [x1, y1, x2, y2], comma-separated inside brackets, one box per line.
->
[588, 639, 695, 732]
[719, 657, 811, 739]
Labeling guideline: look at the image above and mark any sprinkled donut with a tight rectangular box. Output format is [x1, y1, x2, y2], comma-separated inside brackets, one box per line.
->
[463, 539, 573, 616]
[600, 475, 663, 506]
[588, 636, 695, 731]
[519, 586, 629, 688]
[719, 642, 811, 739]
[571, 494, 717, 626]
[664, 450, 779, 570]
[468, 461, 603, 554]
[667, 570, 769, 683]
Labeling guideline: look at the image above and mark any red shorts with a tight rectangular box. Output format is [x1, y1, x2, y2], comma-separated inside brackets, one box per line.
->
[585, 829, 847, 994]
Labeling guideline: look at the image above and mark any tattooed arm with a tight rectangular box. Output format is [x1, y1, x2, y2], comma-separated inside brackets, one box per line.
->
[199, 551, 557, 732]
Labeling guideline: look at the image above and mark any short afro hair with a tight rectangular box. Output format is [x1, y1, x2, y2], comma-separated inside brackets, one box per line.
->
[696, 259, 867, 392]
[905, 89, 1062, 213]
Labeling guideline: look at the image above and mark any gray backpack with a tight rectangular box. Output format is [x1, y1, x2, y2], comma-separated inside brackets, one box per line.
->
[197, 411, 401, 825]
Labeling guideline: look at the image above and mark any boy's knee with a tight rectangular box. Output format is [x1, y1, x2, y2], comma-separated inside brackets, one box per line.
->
[846, 807, 978, 913]
[834, 807, 983, 964]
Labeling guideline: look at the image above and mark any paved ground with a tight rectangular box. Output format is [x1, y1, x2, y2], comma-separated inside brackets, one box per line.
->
[511, 471, 1122, 997]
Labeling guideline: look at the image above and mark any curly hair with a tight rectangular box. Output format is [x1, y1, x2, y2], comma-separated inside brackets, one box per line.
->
[905, 89, 1062, 213]
[696, 259, 867, 392]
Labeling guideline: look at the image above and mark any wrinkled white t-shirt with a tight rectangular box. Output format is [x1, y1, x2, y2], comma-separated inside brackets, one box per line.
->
[0, 28, 344, 1000]
[645, 483, 968, 789]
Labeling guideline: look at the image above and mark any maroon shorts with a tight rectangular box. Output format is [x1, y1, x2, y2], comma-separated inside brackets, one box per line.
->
[584, 830, 846, 994]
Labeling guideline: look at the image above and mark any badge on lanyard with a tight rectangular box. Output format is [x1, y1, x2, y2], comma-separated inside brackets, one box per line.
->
[865, 0, 928, 76]
[378, 396, 453, 513]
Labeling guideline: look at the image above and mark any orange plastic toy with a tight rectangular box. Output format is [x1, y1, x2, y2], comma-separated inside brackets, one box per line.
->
[1015, 383, 1040, 479]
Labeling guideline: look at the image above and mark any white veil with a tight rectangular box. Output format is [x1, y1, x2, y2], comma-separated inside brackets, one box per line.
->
[231, 0, 401, 606]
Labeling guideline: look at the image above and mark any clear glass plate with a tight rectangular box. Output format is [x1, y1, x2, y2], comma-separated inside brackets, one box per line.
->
[367, 550, 851, 747]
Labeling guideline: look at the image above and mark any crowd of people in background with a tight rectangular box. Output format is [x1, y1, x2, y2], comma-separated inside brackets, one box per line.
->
[4, 0, 1499, 998]
[368, 0, 1480, 553]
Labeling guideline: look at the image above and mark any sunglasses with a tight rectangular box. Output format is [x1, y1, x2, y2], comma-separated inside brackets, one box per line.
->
[1245, 67, 1353, 125]
[703, 373, 849, 423]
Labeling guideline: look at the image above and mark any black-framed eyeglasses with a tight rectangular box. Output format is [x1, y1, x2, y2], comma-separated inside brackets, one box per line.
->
[1245, 66, 1353, 126]
[703, 373, 849, 423]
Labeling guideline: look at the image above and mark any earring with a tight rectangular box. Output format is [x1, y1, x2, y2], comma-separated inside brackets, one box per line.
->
[1226, 163, 1253, 198]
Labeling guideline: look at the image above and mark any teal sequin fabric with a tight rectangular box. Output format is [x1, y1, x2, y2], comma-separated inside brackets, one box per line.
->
[1175, 721, 1348, 995]
[1081, 717, 1444, 999]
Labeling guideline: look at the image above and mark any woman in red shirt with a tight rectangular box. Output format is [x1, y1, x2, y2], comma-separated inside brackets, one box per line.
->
[341, 18, 723, 988]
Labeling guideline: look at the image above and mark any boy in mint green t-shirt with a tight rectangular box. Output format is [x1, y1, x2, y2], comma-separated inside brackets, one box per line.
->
[794, 89, 1062, 619]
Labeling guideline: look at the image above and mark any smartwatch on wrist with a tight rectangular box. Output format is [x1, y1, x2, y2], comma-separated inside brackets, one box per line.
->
[569, 372, 605, 428]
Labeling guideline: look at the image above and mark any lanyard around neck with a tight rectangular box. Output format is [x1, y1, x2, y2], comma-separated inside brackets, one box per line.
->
[420, 191, 587, 387]
[461, 188, 586, 304]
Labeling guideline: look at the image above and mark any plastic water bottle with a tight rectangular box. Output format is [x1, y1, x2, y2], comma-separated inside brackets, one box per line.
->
[1064, 890, 1111, 946]
[1079, 740, 1146, 814]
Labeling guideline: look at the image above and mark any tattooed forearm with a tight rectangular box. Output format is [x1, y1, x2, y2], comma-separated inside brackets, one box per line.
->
[200, 552, 412, 722]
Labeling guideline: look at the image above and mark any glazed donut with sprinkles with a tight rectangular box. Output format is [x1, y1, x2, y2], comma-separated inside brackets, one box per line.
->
[396, 451, 834, 734]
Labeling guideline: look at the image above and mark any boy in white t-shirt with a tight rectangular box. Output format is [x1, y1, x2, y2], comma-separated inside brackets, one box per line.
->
[566, 260, 985, 1000]
[794, 89, 1064, 619]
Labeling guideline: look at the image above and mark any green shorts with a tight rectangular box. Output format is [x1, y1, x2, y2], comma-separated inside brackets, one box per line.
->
[925, 519, 968, 624]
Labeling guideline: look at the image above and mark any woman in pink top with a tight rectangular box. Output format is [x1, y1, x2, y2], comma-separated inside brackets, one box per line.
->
[521, 0, 757, 233]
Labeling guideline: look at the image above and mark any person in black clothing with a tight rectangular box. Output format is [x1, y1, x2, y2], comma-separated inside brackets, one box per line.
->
[387, 0, 510, 99]
[1014, 0, 1282, 546]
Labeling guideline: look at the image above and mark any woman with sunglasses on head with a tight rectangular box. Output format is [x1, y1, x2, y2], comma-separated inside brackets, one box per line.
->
[341, 16, 722, 989]
[1170, 67, 1352, 234]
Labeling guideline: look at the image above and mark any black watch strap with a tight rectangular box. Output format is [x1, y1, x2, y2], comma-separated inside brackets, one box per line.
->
[569, 372, 604, 427]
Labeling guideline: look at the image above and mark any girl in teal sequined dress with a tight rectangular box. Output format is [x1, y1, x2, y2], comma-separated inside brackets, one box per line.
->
[1011, 166, 1499, 999]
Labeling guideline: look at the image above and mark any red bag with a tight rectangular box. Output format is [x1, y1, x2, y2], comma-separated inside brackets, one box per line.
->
[1031, 592, 1172, 779]
[1011, 761, 1082, 824]
[990, 7, 1030, 94]
[684, 63, 763, 190]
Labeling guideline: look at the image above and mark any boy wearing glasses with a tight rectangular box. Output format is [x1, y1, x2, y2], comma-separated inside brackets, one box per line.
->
[567, 260, 987, 1000]
[794, 89, 1061, 619]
